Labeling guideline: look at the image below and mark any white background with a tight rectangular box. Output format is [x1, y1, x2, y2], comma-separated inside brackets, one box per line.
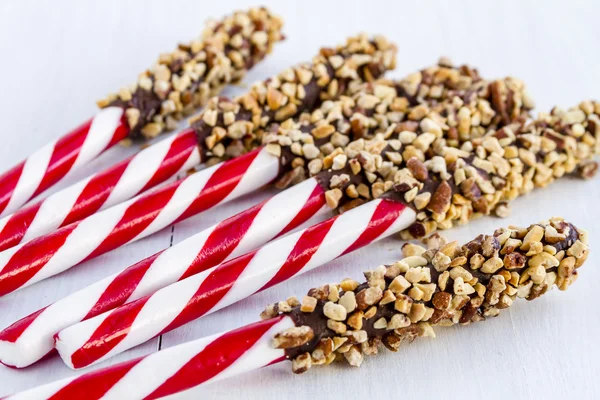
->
[0, 0, 599, 399]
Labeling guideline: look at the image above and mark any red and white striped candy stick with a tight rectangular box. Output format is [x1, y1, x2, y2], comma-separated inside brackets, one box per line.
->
[0, 7, 284, 217]
[0, 129, 200, 252]
[54, 197, 416, 369]
[0, 109, 128, 217]
[0, 177, 328, 368]
[2, 316, 293, 400]
[0, 146, 280, 297]
[0, 33, 396, 252]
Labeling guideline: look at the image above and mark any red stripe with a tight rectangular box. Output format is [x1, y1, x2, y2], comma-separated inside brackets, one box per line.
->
[342, 199, 407, 255]
[179, 204, 262, 281]
[179, 180, 326, 281]
[260, 217, 336, 291]
[0, 306, 48, 344]
[145, 316, 285, 399]
[0, 202, 42, 251]
[68, 298, 151, 369]
[174, 148, 262, 223]
[277, 182, 326, 236]
[83, 251, 165, 320]
[0, 224, 79, 297]
[106, 114, 130, 148]
[48, 358, 143, 400]
[84, 185, 179, 261]
[139, 129, 198, 194]
[32, 115, 128, 201]
[0, 163, 24, 216]
[61, 162, 128, 227]
[160, 252, 256, 334]
[68, 252, 256, 368]
[86, 147, 261, 262]
[32, 120, 91, 199]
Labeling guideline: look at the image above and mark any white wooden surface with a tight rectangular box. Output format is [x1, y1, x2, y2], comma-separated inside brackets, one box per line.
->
[0, 0, 599, 398]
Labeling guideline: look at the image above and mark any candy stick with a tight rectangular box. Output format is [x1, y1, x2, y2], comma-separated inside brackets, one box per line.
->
[2, 316, 293, 400]
[264, 217, 589, 373]
[0, 146, 279, 297]
[0, 61, 534, 367]
[0, 34, 398, 297]
[0, 7, 284, 217]
[3, 218, 589, 399]
[0, 33, 396, 252]
[0, 129, 200, 252]
[54, 196, 415, 369]
[54, 99, 598, 369]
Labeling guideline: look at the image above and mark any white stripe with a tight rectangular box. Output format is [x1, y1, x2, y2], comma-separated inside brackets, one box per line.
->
[101, 338, 205, 400]
[301, 199, 383, 274]
[3, 140, 56, 215]
[56, 270, 211, 368]
[0, 278, 111, 368]
[0, 244, 24, 275]
[4, 376, 78, 400]
[228, 177, 327, 260]
[129, 164, 215, 242]
[213, 233, 299, 313]
[0, 214, 9, 233]
[201, 317, 292, 384]
[54, 309, 112, 369]
[379, 205, 417, 240]
[71, 107, 124, 171]
[22, 177, 92, 242]
[109, 271, 209, 361]
[104, 133, 177, 207]
[133, 149, 278, 242]
[102, 318, 291, 399]
[219, 148, 280, 204]
[181, 146, 202, 174]
[22, 201, 129, 288]
[127, 228, 213, 300]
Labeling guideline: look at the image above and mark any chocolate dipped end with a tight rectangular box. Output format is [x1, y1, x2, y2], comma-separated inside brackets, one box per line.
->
[188, 34, 397, 164]
[265, 218, 589, 373]
[99, 7, 284, 140]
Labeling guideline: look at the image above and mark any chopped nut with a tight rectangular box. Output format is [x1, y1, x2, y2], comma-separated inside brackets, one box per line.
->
[373, 317, 388, 330]
[323, 301, 347, 321]
[481, 257, 504, 273]
[380, 289, 397, 305]
[325, 188, 343, 209]
[327, 319, 347, 334]
[340, 278, 360, 292]
[356, 287, 383, 310]
[291, 353, 311, 374]
[343, 345, 364, 367]
[402, 243, 427, 257]
[339, 291, 357, 313]
[346, 310, 364, 330]
[273, 326, 314, 349]
[432, 292, 452, 310]
[389, 275, 411, 294]
[307, 285, 330, 301]
[394, 295, 413, 314]
[301, 296, 317, 312]
[453, 277, 476, 295]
